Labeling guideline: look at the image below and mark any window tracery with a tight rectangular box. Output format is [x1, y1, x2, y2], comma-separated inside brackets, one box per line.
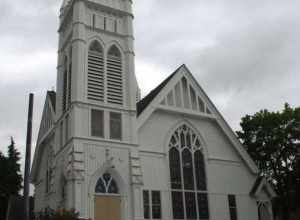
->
[169, 124, 209, 219]
[95, 173, 119, 194]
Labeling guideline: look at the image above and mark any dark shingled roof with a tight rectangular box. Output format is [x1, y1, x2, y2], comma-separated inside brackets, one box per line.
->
[136, 65, 184, 116]
[47, 91, 56, 111]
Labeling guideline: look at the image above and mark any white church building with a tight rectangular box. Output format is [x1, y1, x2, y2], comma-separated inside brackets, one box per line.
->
[31, 0, 276, 220]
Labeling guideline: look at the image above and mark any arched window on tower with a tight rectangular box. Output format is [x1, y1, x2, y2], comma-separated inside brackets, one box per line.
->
[106, 45, 123, 105]
[95, 173, 119, 194]
[169, 124, 209, 220]
[87, 40, 104, 102]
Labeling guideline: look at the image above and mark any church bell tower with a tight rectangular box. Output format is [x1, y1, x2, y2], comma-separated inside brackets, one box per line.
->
[54, 0, 142, 219]
[57, 0, 138, 123]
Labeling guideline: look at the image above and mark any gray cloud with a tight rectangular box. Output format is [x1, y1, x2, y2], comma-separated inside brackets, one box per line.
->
[134, 0, 300, 130]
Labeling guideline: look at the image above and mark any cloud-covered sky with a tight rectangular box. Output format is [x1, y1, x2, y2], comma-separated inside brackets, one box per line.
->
[0, 0, 300, 175]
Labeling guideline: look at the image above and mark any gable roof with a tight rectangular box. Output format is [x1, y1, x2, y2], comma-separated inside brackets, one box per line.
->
[31, 91, 56, 183]
[137, 64, 261, 174]
[250, 176, 277, 198]
[137, 65, 183, 116]
[48, 91, 56, 111]
[36, 91, 56, 144]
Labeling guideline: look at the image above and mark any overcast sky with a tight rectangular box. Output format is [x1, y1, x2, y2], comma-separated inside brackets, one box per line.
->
[0, 0, 300, 176]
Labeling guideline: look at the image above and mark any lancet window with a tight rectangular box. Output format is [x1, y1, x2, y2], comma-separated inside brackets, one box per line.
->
[106, 45, 123, 105]
[169, 124, 209, 220]
[87, 40, 104, 102]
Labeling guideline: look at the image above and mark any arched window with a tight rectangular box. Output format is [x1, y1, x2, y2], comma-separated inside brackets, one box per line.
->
[95, 173, 119, 194]
[106, 45, 123, 105]
[89, 40, 103, 53]
[87, 40, 104, 102]
[169, 124, 209, 219]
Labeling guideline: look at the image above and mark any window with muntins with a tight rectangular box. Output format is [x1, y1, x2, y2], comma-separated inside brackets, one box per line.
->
[228, 195, 237, 220]
[91, 109, 104, 138]
[106, 45, 123, 105]
[110, 112, 122, 140]
[87, 40, 104, 102]
[143, 190, 162, 219]
[169, 124, 209, 220]
[143, 190, 150, 219]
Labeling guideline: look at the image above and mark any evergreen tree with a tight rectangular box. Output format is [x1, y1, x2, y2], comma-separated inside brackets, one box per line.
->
[6, 137, 22, 195]
[0, 138, 23, 220]
[237, 103, 300, 220]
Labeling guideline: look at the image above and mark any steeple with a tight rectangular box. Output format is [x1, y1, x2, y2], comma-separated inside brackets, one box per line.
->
[55, 0, 138, 147]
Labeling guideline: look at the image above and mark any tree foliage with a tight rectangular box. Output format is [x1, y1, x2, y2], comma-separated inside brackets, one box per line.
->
[0, 138, 23, 220]
[35, 208, 79, 220]
[237, 103, 300, 219]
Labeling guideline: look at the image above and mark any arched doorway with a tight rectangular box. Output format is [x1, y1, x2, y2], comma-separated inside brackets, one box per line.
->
[94, 173, 121, 220]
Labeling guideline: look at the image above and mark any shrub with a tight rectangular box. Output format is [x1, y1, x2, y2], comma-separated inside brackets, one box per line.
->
[35, 208, 79, 220]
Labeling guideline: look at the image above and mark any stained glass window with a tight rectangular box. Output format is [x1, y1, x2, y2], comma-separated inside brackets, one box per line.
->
[195, 150, 207, 190]
[95, 173, 119, 194]
[169, 124, 209, 220]
[169, 148, 182, 189]
[171, 191, 184, 219]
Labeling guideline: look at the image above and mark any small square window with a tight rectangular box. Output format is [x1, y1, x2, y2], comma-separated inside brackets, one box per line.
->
[91, 109, 104, 137]
[110, 112, 122, 140]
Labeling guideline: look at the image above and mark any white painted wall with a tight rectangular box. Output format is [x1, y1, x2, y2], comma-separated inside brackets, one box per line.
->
[138, 110, 260, 220]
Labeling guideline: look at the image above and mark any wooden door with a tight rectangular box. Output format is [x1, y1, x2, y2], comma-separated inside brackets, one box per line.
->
[94, 196, 121, 220]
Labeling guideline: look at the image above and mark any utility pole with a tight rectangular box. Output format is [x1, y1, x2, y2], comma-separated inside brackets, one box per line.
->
[24, 93, 34, 220]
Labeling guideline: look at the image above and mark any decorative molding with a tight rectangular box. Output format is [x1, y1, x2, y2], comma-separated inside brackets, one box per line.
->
[156, 105, 216, 120]
[207, 156, 243, 166]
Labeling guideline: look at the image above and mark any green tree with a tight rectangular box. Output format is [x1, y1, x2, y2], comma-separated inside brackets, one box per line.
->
[6, 137, 22, 195]
[0, 138, 23, 220]
[237, 103, 300, 220]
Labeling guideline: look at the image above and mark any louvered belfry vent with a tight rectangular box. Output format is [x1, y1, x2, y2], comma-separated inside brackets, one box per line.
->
[87, 41, 104, 102]
[106, 45, 123, 105]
